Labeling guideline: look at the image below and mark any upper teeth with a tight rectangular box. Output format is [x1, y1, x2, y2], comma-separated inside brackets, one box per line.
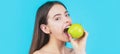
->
[65, 26, 70, 28]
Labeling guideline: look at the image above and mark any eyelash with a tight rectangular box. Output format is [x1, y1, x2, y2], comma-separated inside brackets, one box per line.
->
[55, 14, 70, 21]
[65, 14, 70, 17]
[55, 17, 61, 20]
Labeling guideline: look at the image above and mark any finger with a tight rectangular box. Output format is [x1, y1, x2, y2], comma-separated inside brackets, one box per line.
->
[83, 31, 88, 41]
[68, 34, 74, 43]
[76, 31, 88, 42]
[68, 34, 78, 48]
[73, 31, 88, 47]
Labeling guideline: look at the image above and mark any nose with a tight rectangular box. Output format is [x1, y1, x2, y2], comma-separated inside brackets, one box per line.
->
[65, 17, 72, 24]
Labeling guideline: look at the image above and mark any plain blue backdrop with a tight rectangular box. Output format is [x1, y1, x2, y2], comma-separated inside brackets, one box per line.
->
[0, 0, 120, 54]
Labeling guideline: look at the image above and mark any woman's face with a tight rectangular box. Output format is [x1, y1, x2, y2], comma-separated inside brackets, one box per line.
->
[47, 4, 72, 42]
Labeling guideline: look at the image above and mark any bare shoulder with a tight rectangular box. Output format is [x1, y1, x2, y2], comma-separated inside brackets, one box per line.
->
[33, 50, 45, 54]
[33, 50, 40, 54]
[33, 50, 50, 54]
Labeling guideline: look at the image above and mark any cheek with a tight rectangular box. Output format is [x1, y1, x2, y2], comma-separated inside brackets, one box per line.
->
[50, 23, 63, 34]
[48, 19, 64, 33]
[52, 24, 62, 32]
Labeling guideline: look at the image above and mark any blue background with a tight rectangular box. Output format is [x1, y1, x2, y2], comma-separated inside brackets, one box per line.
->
[0, 0, 120, 54]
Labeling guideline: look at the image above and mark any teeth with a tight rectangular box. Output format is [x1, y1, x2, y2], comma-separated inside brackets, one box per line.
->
[65, 26, 70, 28]
[64, 26, 70, 33]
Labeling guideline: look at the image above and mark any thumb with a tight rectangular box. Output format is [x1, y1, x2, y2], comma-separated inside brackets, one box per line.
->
[68, 34, 78, 48]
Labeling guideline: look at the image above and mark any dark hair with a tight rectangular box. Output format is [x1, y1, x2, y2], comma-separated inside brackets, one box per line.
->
[29, 1, 67, 54]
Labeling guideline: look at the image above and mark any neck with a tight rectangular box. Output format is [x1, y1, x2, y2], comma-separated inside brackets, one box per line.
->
[44, 35, 65, 54]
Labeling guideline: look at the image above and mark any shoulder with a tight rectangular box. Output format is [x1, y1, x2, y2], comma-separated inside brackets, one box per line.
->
[33, 50, 45, 54]
[33, 51, 40, 54]
[33, 50, 50, 54]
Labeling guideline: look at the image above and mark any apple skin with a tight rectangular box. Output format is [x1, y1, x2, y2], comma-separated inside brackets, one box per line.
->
[68, 24, 84, 39]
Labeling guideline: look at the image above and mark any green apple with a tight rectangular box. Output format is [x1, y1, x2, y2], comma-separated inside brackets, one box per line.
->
[68, 24, 84, 39]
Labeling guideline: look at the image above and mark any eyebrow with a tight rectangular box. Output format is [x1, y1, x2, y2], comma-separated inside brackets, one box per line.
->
[53, 11, 68, 18]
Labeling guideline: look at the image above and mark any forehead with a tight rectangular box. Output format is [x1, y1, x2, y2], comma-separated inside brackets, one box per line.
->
[47, 4, 67, 18]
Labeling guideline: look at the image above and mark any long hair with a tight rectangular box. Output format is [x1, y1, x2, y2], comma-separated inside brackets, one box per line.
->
[29, 1, 67, 54]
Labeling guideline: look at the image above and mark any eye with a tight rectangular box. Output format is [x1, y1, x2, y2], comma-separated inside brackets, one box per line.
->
[55, 17, 61, 21]
[65, 13, 70, 17]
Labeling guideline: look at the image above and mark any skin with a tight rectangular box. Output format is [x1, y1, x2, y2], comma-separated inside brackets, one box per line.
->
[33, 4, 88, 54]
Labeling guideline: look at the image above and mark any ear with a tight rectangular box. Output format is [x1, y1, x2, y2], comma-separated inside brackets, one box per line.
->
[40, 24, 50, 34]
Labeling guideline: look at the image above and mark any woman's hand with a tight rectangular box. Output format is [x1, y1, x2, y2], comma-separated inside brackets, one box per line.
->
[69, 31, 88, 54]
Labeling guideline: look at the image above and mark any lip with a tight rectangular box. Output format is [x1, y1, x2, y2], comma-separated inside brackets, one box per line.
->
[64, 32, 69, 38]
[63, 24, 71, 32]
[64, 24, 71, 30]
[63, 23, 72, 37]
[64, 24, 72, 28]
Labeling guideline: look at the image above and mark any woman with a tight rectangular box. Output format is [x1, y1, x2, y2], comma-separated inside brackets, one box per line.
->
[30, 1, 88, 54]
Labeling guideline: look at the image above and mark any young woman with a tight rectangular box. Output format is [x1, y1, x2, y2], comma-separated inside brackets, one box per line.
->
[30, 1, 88, 54]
